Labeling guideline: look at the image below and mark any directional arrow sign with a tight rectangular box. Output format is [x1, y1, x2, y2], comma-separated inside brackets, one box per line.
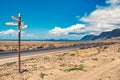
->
[20, 22, 28, 29]
[11, 16, 19, 21]
[5, 22, 25, 26]
[21, 22, 24, 26]
[20, 25, 28, 29]
[5, 22, 28, 29]
[5, 22, 18, 26]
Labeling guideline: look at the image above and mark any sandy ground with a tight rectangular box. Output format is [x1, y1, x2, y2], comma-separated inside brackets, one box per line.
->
[0, 41, 82, 52]
[0, 42, 120, 80]
[0, 39, 119, 52]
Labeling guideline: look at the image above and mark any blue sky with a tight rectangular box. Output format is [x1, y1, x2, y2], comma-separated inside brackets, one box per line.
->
[0, 0, 120, 40]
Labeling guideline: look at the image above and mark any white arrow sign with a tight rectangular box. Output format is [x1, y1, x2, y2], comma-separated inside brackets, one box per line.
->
[5, 22, 18, 26]
[5, 22, 24, 26]
[20, 22, 28, 29]
[5, 22, 28, 29]
[11, 16, 19, 21]
[20, 25, 28, 29]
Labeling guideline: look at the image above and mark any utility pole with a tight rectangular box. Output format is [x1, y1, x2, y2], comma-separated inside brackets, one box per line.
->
[5, 13, 28, 73]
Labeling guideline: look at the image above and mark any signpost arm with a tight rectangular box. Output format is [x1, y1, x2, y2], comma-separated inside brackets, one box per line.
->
[18, 13, 21, 73]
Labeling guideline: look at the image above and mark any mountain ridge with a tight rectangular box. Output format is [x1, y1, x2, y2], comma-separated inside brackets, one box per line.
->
[81, 28, 120, 41]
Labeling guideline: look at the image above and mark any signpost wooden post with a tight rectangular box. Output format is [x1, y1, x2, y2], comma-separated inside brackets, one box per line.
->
[18, 13, 21, 73]
[5, 13, 28, 73]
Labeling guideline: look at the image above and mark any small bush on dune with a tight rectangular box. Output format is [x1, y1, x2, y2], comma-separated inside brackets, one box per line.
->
[37, 46, 44, 49]
[21, 78, 28, 80]
[39, 72, 47, 79]
[64, 64, 85, 72]
[44, 57, 50, 61]
[117, 47, 120, 52]
[92, 58, 98, 61]
[5, 62, 16, 66]
[57, 57, 64, 60]
[70, 54, 75, 56]
[0, 49, 4, 52]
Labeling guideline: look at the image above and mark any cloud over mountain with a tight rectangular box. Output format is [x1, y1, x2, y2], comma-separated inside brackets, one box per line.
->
[48, 0, 120, 39]
[80, 1, 120, 34]
[106, 0, 120, 5]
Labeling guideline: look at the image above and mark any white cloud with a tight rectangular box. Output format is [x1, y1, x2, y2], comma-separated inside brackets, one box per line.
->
[106, 0, 120, 5]
[22, 33, 38, 38]
[0, 29, 17, 36]
[48, 0, 120, 39]
[0, 29, 38, 38]
[48, 24, 85, 36]
[80, 1, 120, 34]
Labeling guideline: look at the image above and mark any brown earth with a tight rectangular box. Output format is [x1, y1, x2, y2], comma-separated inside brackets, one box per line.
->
[0, 41, 81, 52]
[0, 41, 120, 80]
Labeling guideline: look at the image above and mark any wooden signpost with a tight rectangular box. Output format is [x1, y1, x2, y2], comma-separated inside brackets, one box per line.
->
[5, 13, 28, 73]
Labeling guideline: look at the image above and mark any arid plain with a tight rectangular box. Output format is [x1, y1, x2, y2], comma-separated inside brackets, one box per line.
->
[0, 40, 120, 80]
[0, 41, 82, 52]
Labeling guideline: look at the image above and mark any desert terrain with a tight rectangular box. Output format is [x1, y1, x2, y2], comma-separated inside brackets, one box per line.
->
[0, 40, 120, 80]
[0, 41, 82, 52]
[0, 40, 118, 52]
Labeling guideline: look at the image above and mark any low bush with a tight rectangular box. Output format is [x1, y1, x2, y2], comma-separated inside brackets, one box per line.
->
[39, 72, 47, 79]
[0, 49, 4, 52]
[64, 64, 85, 72]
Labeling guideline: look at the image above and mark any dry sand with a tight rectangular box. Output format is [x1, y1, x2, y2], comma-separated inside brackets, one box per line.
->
[0, 42, 120, 80]
[0, 41, 82, 52]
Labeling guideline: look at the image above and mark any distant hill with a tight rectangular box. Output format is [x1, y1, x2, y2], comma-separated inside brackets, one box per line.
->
[81, 28, 120, 41]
